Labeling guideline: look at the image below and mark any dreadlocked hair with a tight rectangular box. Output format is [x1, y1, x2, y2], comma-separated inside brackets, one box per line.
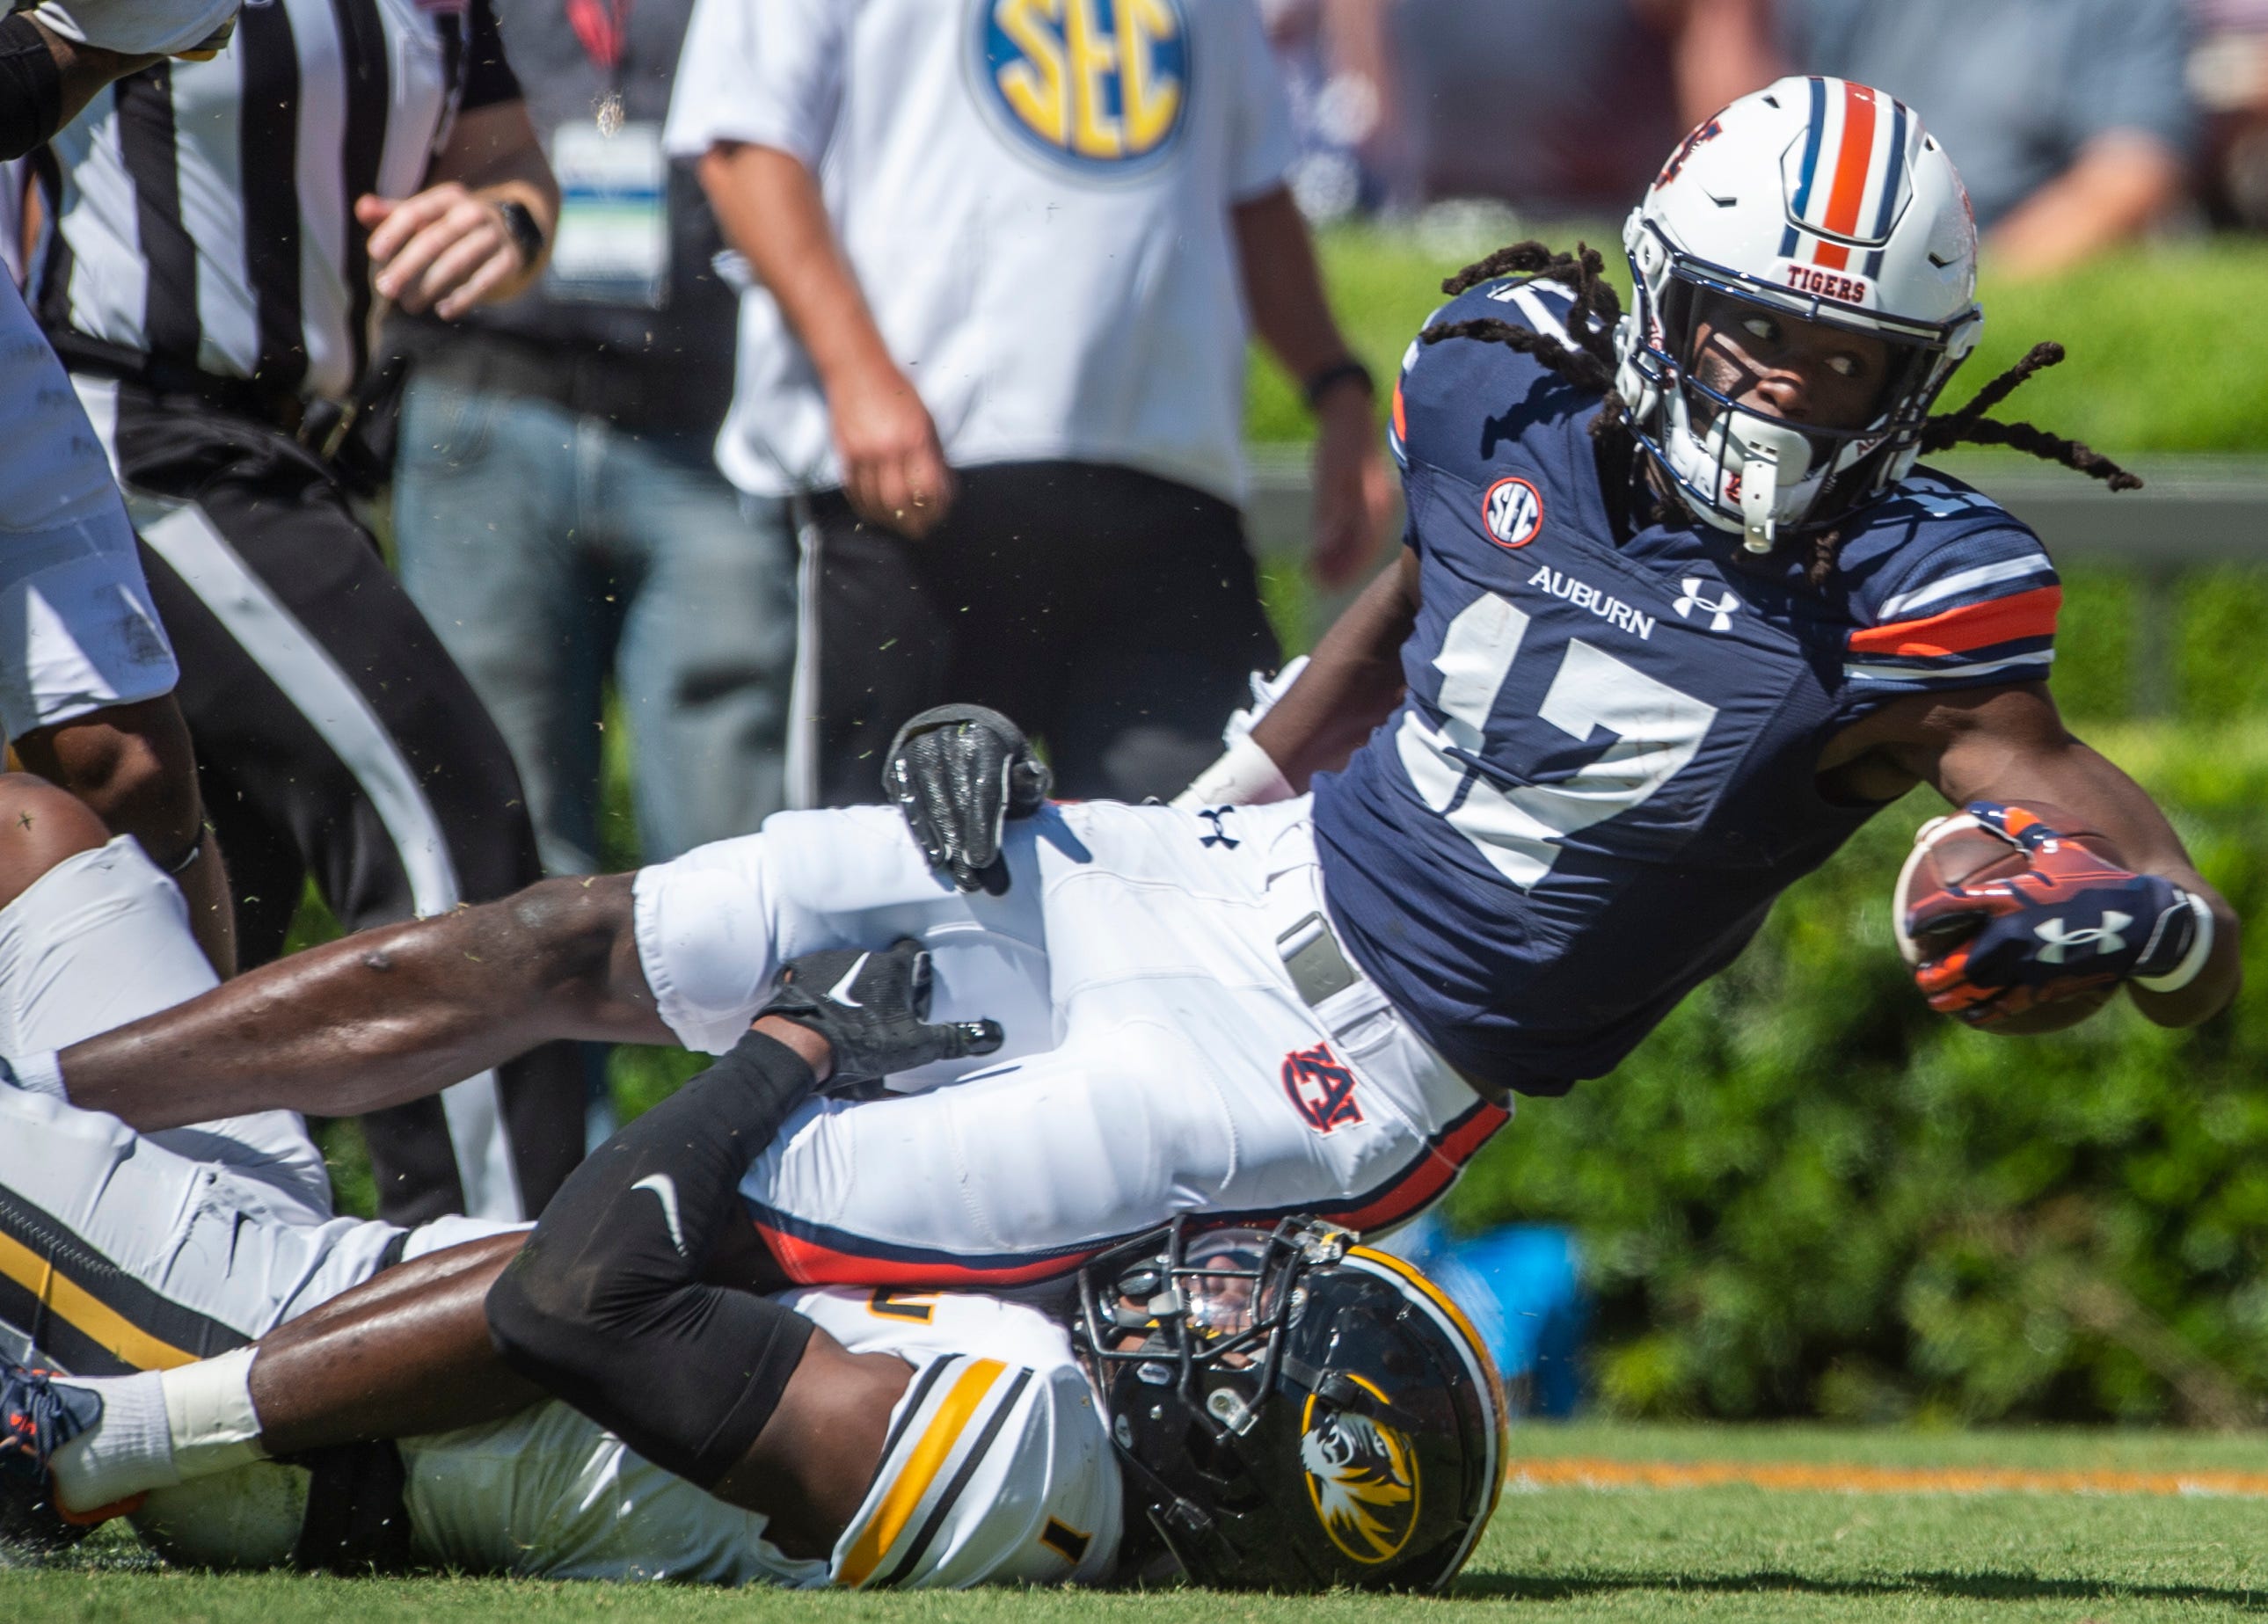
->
[1420, 241, 1630, 438]
[1918, 341, 2143, 491]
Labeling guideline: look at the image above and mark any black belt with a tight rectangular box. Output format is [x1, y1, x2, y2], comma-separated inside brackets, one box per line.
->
[42, 328, 340, 448]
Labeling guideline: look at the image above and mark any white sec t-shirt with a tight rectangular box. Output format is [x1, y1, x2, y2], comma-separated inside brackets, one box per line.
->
[665, 0, 1295, 506]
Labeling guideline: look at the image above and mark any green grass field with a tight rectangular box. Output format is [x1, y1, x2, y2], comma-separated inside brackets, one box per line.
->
[11, 1423, 2268, 1621]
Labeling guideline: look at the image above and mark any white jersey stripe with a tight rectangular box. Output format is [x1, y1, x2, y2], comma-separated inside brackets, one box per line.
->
[1876, 556, 2057, 620]
[1843, 648, 2056, 683]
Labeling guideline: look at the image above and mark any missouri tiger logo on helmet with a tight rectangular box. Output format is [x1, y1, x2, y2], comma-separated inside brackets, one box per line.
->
[1072, 1217, 1506, 1592]
[1300, 1397, 1420, 1562]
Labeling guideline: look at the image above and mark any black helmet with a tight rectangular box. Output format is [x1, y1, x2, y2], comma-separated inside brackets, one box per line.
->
[1072, 1216, 1507, 1591]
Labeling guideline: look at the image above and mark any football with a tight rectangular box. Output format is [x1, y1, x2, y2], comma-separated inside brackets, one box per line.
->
[1892, 801, 2126, 1035]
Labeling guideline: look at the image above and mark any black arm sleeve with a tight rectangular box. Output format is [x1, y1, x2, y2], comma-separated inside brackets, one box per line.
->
[485, 1028, 820, 1488]
[0, 15, 64, 163]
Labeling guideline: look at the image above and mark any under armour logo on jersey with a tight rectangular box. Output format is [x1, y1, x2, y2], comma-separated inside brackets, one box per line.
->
[2034, 912, 2133, 964]
[1674, 579, 1743, 632]
[1197, 807, 1240, 849]
[1282, 1042, 1362, 1134]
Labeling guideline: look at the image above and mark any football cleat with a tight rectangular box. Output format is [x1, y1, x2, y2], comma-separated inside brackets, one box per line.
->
[0, 1355, 103, 1555]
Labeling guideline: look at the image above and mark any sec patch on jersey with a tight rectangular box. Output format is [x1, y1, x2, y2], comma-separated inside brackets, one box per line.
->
[1481, 476, 1544, 549]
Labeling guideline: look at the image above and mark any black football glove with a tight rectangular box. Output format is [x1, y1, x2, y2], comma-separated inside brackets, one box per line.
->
[883, 704, 1052, 895]
[759, 938, 1003, 1087]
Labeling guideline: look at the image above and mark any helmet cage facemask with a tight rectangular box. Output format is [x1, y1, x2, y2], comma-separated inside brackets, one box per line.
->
[1074, 1214, 1348, 1442]
[1623, 218, 1975, 547]
[1073, 1216, 1375, 1588]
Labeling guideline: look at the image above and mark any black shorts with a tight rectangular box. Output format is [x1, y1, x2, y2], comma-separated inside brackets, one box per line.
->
[799, 461, 1279, 806]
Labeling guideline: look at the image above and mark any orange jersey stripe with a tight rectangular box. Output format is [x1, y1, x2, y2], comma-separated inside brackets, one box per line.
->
[1847, 584, 2061, 659]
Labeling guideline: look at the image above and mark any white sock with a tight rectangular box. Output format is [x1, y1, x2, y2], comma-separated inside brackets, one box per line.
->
[161, 1346, 268, 1482]
[47, 1370, 178, 1514]
[47, 1346, 269, 1516]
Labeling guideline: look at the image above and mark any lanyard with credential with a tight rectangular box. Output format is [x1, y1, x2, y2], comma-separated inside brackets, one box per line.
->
[565, 0, 631, 135]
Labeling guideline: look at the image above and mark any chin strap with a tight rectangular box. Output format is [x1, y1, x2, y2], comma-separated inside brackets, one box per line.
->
[1730, 419, 1813, 553]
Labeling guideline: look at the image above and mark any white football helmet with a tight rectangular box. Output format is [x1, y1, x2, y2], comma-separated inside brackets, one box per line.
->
[1612, 76, 1984, 551]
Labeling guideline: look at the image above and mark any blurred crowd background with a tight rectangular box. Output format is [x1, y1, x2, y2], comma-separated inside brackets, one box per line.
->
[1265, 0, 2268, 271]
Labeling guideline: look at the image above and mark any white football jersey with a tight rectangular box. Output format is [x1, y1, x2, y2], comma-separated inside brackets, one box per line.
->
[397, 1286, 1120, 1588]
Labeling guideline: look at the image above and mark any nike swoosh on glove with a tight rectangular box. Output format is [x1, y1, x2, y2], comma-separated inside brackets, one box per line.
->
[884, 704, 1052, 895]
[1906, 800, 2199, 1025]
[760, 938, 1003, 1086]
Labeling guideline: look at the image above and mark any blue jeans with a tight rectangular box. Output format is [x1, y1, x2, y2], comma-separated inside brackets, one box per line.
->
[395, 373, 796, 876]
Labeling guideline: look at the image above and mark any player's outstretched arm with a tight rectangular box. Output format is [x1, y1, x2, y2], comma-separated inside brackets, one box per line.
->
[1826, 681, 2240, 1028]
[47, 874, 667, 1132]
[1246, 547, 1421, 792]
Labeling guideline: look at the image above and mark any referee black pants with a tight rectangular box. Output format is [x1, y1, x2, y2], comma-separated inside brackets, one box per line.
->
[799, 461, 1280, 807]
[88, 377, 584, 1225]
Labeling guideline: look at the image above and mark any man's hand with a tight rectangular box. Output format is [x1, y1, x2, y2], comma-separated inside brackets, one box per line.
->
[759, 939, 1002, 1087]
[827, 354, 955, 539]
[356, 185, 531, 319]
[885, 704, 1051, 894]
[1308, 383, 1390, 588]
[1907, 801, 2206, 1026]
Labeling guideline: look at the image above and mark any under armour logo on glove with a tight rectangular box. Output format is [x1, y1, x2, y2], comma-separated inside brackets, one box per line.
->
[1906, 802, 2199, 1024]
[1674, 579, 1742, 632]
[2032, 913, 2131, 964]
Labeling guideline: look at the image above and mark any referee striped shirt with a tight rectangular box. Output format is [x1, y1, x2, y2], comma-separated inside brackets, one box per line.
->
[33, 0, 521, 404]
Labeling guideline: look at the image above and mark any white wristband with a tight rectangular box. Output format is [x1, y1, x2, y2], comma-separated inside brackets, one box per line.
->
[1, 1049, 66, 1101]
[1170, 733, 1294, 812]
[2136, 892, 2215, 994]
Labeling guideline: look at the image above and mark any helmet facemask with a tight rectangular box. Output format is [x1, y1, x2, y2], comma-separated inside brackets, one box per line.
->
[1622, 221, 1972, 551]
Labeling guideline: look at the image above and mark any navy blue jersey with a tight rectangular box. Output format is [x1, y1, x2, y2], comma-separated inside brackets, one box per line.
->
[1311, 277, 2061, 1096]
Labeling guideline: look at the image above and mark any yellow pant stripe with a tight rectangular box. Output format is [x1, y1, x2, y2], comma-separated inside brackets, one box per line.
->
[836, 1356, 1004, 1586]
[0, 1228, 195, 1371]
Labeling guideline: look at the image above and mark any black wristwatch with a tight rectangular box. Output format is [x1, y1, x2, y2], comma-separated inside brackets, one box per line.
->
[495, 200, 546, 270]
[1302, 357, 1375, 410]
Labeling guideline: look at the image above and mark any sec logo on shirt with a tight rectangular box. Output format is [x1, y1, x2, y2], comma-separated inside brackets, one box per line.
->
[1481, 476, 1543, 549]
[980, 0, 1190, 174]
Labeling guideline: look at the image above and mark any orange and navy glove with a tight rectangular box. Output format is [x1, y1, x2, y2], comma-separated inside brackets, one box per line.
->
[1906, 801, 2201, 1025]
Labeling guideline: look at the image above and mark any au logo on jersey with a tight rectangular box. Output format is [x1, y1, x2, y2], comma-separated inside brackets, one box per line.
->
[1282, 1042, 1361, 1133]
[1301, 1390, 1420, 1562]
[1481, 476, 1544, 550]
[980, 0, 1190, 173]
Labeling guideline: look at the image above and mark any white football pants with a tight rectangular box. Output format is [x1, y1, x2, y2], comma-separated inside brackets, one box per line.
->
[632, 798, 1510, 1288]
